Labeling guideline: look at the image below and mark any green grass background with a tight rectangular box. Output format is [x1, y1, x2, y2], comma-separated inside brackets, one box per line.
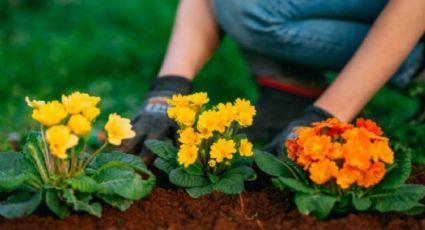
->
[0, 0, 423, 154]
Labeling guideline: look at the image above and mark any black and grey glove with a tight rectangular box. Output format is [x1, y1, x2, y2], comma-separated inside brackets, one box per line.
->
[265, 105, 333, 157]
[121, 75, 192, 163]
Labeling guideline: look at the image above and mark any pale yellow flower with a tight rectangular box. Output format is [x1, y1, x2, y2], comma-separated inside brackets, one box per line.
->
[210, 139, 236, 163]
[32, 101, 68, 126]
[239, 139, 253, 157]
[104, 113, 136, 145]
[82, 106, 101, 121]
[62, 92, 100, 114]
[45, 125, 79, 159]
[25, 96, 46, 109]
[177, 144, 198, 168]
[68, 114, 92, 136]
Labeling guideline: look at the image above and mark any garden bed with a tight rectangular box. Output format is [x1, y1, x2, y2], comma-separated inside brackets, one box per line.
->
[1, 167, 424, 230]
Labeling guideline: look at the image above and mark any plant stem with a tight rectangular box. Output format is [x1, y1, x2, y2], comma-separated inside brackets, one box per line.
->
[81, 142, 108, 169]
[28, 144, 48, 182]
[40, 125, 53, 176]
[70, 148, 77, 177]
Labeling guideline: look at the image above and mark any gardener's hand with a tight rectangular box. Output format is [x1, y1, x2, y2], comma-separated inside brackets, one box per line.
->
[120, 75, 192, 164]
[265, 105, 333, 157]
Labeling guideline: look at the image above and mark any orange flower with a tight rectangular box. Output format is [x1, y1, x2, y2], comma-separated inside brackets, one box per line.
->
[296, 154, 313, 170]
[309, 159, 339, 185]
[371, 139, 394, 164]
[342, 128, 372, 170]
[327, 143, 343, 160]
[356, 118, 383, 136]
[357, 162, 386, 188]
[313, 118, 353, 137]
[336, 165, 363, 189]
[302, 135, 332, 161]
[285, 139, 298, 160]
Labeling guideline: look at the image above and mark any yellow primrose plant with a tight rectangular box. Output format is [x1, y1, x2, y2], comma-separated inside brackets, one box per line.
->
[255, 118, 425, 219]
[0, 92, 155, 219]
[145, 92, 257, 198]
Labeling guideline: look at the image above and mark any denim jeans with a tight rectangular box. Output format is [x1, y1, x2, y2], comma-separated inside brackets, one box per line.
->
[213, 0, 424, 88]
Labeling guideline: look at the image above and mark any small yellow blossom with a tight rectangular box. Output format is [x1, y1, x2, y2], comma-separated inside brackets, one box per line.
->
[45, 125, 79, 159]
[68, 114, 91, 136]
[187, 92, 209, 107]
[239, 139, 253, 157]
[179, 127, 202, 145]
[104, 113, 136, 145]
[62, 92, 100, 114]
[217, 102, 238, 127]
[32, 101, 68, 126]
[234, 98, 256, 127]
[196, 110, 227, 136]
[25, 97, 46, 109]
[167, 106, 196, 127]
[210, 139, 236, 163]
[82, 106, 101, 121]
[208, 160, 217, 167]
[167, 94, 191, 108]
[178, 144, 198, 168]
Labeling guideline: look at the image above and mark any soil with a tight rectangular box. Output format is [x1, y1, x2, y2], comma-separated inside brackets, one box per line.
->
[1, 167, 424, 230]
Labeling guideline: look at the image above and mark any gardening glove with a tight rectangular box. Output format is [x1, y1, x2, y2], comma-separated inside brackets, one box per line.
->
[265, 105, 333, 157]
[120, 75, 192, 164]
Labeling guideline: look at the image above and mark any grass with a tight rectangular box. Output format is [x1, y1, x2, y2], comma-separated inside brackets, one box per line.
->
[0, 0, 423, 156]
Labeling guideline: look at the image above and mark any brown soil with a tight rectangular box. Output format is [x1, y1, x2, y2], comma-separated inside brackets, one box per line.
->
[1, 168, 425, 230]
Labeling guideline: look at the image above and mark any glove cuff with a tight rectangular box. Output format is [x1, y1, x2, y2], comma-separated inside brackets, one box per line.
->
[150, 75, 192, 95]
[303, 105, 333, 121]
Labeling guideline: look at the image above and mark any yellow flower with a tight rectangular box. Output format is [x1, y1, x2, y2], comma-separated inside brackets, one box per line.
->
[309, 159, 339, 185]
[210, 139, 236, 163]
[45, 125, 79, 159]
[82, 106, 101, 121]
[104, 113, 136, 145]
[196, 110, 226, 137]
[187, 92, 209, 107]
[62, 92, 100, 114]
[234, 98, 256, 127]
[208, 160, 217, 167]
[68, 114, 91, 136]
[177, 144, 198, 168]
[167, 106, 196, 127]
[217, 102, 238, 127]
[25, 96, 46, 109]
[167, 94, 191, 107]
[239, 139, 253, 157]
[179, 127, 202, 145]
[32, 101, 68, 126]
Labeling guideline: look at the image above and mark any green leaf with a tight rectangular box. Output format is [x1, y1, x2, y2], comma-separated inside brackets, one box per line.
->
[153, 158, 175, 174]
[0, 152, 40, 192]
[403, 204, 425, 215]
[368, 184, 425, 212]
[271, 178, 285, 190]
[97, 194, 133, 211]
[351, 194, 372, 211]
[169, 167, 209, 187]
[213, 173, 244, 195]
[294, 193, 337, 219]
[185, 161, 204, 176]
[88, 152, 151, 175]
[62, 189, 102, 217]
[277, 177, 314, 194]
[254, 150, 303, 181]
[376, 149, 412, 189]
[65, 175, 99, 193]
[208, 174, 219, 184]
[186, 185, 213, 198]
[222, 166, 256, 181]
[45, 189, 70, 219]
[94, 166, 154, 200]
[144, 139, 177, 160]
[231, 155, 253, 168]
[0, 190, 42, 218]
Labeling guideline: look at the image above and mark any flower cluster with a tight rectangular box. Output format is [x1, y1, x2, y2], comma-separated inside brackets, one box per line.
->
[27, 92, 135, 159]
[285, 118, 394, 189]
[167, 92, 256, 168]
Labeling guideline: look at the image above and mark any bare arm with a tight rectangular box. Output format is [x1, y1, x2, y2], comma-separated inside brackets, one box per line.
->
[314, 0, 425, 121]
[158, 0, 220, 80]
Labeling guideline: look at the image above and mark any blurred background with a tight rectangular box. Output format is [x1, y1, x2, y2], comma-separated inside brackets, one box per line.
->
[0, 0, 423, 159]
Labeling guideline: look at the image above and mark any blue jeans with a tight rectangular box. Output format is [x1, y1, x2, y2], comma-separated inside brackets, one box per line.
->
[213, 0, 424, 88]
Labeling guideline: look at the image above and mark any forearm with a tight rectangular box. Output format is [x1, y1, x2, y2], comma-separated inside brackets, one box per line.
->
[158, 0, 221, 80]
[315, 0, 425, 121]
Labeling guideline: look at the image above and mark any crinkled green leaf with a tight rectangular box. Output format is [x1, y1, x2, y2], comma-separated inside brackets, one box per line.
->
[351, 194, 372, 211]
[294, 193, 337, 219]
[213, 173, 244, 195]
[62, 189, 101, 217]
[88, 152, 151, 175]
[368, 184, 425, 212]
[271, 178, 285, 190]
[169, 167, 209, 188]
[186, 185, 213, 198]
[0, 190, 42, 218]
[94, 166, 154, 200]
[153, 158, 176, 174]
[144, 139, 177, 160]
[376, 149, 412, 189]
[185, 161, 204, 176]
[65, 175, 99, 193]
[222, 166, 256, 181]
[254, 150, 305, 182]
[97, 194, 133, 211]
[45, 189, 70, 219]
[0, 152, 40, 192]
[277, 177, 314, 194]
